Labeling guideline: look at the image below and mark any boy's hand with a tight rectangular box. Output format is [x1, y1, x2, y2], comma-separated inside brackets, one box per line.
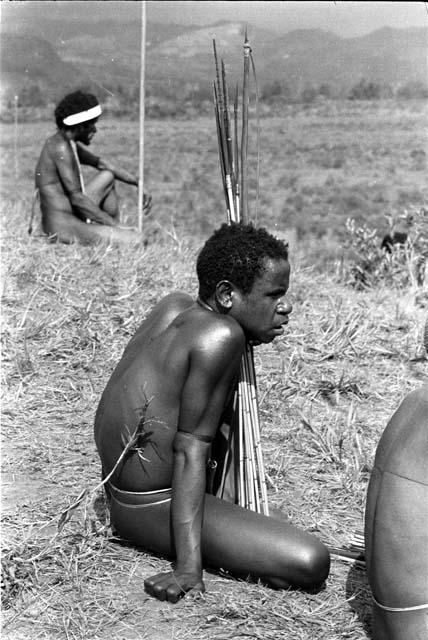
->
[144, 570, 205, 603]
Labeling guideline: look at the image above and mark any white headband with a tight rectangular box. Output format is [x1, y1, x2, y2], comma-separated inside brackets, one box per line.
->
[63, 104, 102, 126]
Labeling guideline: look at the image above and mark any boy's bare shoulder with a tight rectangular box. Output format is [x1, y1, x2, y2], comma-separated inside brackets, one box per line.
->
[145, 291, 244, 352]
[161, 291, 194, 310]
[190, 308, 245, 353]
[138, 292, 193, 333]
[153, 291, 194, 321]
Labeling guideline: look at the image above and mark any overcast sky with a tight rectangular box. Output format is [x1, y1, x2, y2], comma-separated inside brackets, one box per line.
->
[147, 1, 428, 35]
[2, 1, 427, 37]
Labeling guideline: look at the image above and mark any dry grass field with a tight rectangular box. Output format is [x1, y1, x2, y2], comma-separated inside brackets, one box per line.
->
[1, 100, 427, 639]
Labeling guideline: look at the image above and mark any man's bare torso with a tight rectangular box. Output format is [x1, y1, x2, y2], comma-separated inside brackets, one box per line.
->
[35, 132, 79, 223]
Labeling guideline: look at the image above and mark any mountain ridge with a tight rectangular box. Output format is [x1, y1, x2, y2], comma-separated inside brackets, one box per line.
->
[1, 19, 426, 103]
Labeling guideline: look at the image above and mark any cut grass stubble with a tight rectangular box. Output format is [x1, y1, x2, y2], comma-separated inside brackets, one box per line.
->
[2, 102, 427, 638]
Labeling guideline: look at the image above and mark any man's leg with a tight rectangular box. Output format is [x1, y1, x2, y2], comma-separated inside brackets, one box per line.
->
[55, 216, 142, 245]
[365, 471, 428, 640]
[86, 170, 119, 219]
[371, 603, 428, 640]
[365, 388, 428, 640]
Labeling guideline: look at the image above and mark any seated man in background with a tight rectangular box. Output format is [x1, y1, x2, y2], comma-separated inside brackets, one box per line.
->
[34, 90, 151, 244]
[365, 368, 428, 639]
[94, 223, 330, 603]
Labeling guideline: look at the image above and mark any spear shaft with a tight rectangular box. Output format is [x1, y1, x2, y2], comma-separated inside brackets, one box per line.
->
[137, 0, 147, 232]
[213, 83, 229, 216]
[234, 83, 240, 214]
[240, 33, 251, 223]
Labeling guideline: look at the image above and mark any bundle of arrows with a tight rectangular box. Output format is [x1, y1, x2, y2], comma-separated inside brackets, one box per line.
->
[211, 37, 369, 568]
[329, 530, 366, 568]
[212, 33, 268, 515]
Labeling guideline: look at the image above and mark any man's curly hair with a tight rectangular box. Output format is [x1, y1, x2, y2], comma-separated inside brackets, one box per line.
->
[197, 223, 289, 299]
[54, 90, 99, 129]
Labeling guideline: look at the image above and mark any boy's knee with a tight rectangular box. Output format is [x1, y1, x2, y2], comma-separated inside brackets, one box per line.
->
[297, 541, 330, 588]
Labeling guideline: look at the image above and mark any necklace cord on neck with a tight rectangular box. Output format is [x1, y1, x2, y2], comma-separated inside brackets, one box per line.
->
[196, 297, 215, 312]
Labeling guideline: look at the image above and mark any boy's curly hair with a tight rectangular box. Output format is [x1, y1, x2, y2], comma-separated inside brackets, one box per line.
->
[197, 223, 289, 299]
[54, 90, 99, 129]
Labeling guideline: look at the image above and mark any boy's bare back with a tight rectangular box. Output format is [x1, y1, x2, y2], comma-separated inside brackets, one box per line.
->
[94, 291, 244, 492]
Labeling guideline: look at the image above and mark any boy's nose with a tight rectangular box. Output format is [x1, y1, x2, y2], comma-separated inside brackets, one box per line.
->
[277, 300, 292, 315]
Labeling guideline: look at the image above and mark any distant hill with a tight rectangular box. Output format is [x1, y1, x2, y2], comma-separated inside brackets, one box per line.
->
[1, 16, 426, 103]
[0, 33, 90, 103]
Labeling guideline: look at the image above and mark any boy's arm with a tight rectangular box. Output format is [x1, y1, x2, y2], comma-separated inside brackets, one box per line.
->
[144, 322, 244, 603]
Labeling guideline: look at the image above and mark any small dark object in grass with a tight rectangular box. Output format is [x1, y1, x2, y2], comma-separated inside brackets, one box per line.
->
[380, 231, 408, 253]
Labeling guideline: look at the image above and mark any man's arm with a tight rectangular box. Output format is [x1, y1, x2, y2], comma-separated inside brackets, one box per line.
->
[53, 141, 117, 226]
[95, 154, 138, 186]
[95, 157, 153, 214]
[77, 143, 152, 214]
[144, 321, 245, 603]
[75, 143, 100, 168]
[76, 143, 137, 184]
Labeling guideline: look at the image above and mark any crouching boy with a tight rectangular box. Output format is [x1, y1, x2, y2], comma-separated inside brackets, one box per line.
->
[94, 223, 330, 603]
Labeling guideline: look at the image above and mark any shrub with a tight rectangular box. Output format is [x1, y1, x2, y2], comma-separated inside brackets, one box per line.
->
[342, 208, 428, 289]
[396, 81, 428, 100]
[348, 79, 383, 101]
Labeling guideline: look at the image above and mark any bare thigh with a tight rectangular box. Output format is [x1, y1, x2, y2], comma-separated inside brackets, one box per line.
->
[85, 171, 114, 206]
[371, 602, 428, 640]
[110, 491, 330, 589]
[366, 470, 428, 640]
[366, 470, 428, 605]
[50, 216, 142, 245]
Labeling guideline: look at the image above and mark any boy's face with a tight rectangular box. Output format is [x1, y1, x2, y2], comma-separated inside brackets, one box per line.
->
[230, 258, 292, 344]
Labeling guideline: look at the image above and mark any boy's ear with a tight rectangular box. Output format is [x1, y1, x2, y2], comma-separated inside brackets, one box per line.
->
[215, 280, 234, 310]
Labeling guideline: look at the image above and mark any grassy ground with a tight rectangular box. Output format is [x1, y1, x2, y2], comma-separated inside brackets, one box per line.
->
[1, 101, 427, 639]
[2, 100, 427, 244]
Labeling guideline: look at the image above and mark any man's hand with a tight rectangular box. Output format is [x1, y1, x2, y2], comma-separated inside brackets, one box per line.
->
[144, 570, 205, 603]
[143, 193, 152, 216]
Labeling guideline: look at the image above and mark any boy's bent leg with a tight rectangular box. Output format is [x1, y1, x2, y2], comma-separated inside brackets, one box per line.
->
[109, 486, 329, 592]
[202, 494, 330, 590]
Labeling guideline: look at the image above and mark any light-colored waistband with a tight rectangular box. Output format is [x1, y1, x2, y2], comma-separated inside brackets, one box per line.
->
[373, 596, 428, 612]
[108, 482, 172, 508]
[109, 483, 171, 495]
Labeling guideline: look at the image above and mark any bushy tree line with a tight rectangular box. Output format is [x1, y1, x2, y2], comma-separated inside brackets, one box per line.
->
[2, 77, 427, 121]
[262, 78, 428, 103]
